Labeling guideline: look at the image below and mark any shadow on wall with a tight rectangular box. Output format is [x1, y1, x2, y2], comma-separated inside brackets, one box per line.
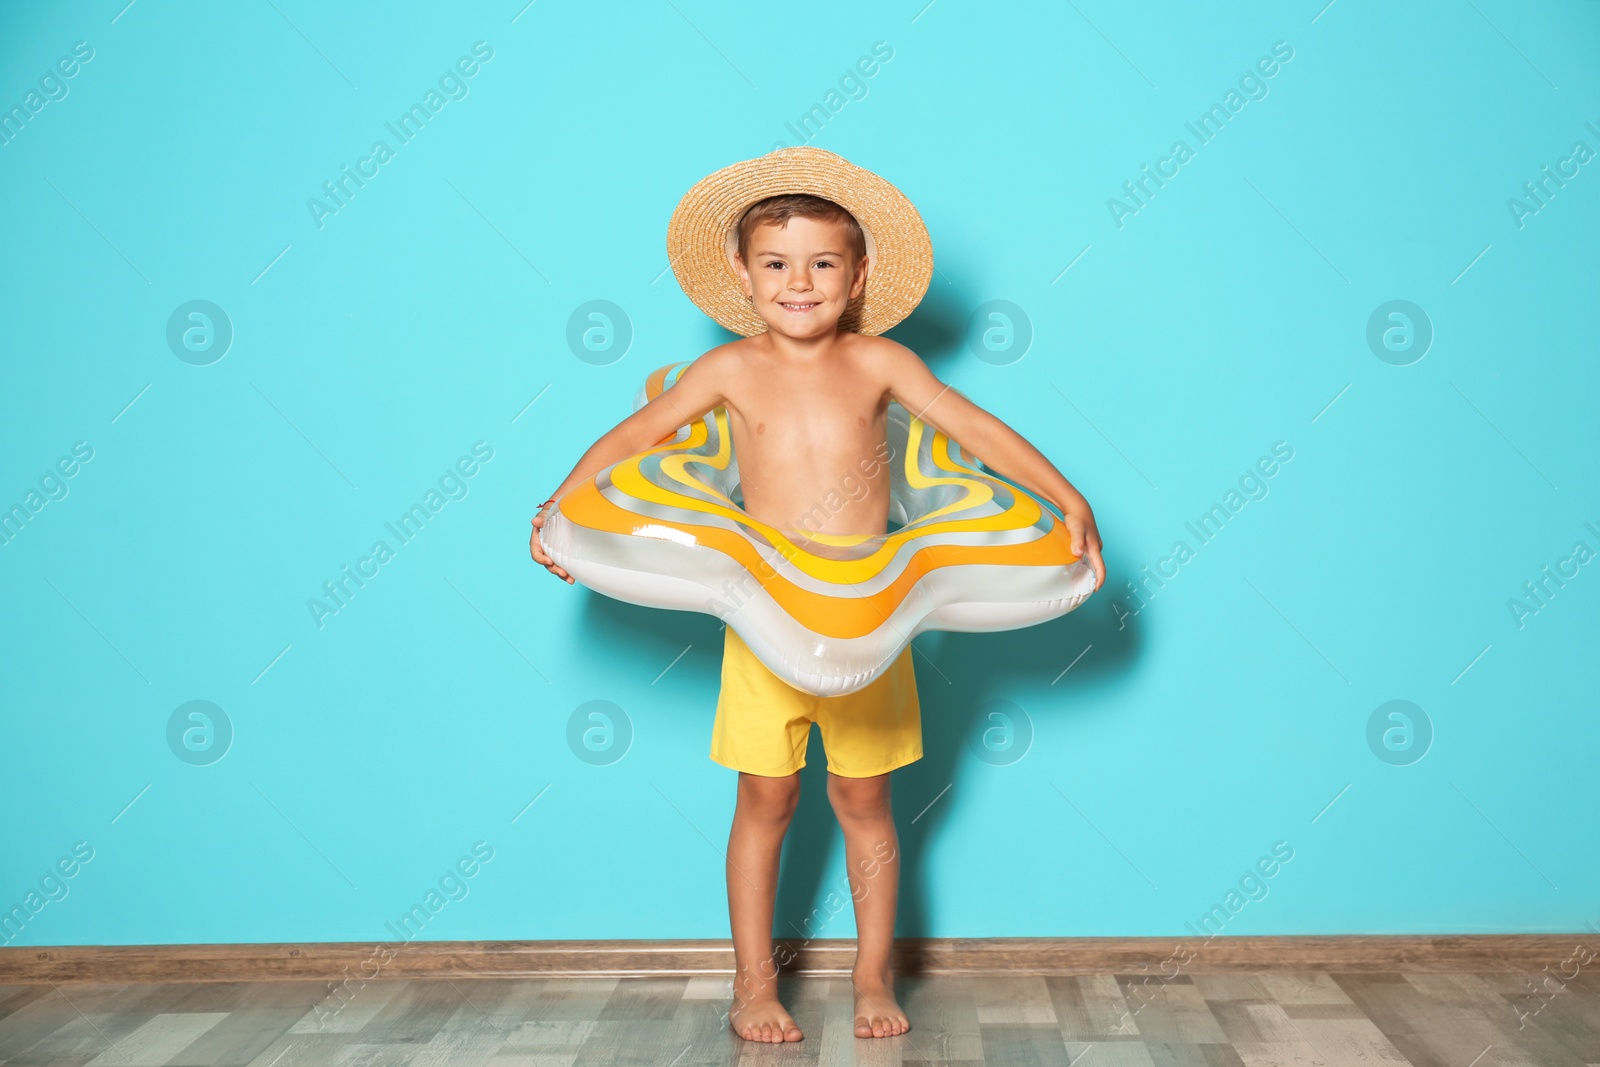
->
[570, 563, 1138, 945]
[655, 294, 1133, 942]
[775, 600, 1138, 945]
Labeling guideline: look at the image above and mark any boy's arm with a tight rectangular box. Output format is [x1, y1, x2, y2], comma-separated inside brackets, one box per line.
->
[875, 340, 1106, 590]
[530, 352, 730, 580]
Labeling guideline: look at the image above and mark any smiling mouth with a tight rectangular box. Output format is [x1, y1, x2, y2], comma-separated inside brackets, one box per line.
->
[778, 301, 820, 311]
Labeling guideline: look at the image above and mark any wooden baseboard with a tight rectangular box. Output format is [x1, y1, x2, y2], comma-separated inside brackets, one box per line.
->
[0, 935, 1587, 984]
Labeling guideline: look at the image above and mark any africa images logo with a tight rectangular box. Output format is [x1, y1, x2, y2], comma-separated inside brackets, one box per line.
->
[306, 42, 495, 229]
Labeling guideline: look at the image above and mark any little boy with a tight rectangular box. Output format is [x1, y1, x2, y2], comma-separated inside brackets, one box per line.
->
[531, 148, 1106, 1043]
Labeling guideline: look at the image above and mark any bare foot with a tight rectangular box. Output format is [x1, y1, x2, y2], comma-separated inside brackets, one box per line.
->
[852, 969, 910, 1038]
[729, 994, 803, 1043]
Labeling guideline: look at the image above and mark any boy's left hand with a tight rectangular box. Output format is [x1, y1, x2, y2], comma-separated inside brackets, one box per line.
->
[1059, 502, 1106, 592]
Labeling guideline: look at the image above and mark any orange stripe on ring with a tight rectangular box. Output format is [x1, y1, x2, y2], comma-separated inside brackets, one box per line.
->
[560, 480, 1078, 640]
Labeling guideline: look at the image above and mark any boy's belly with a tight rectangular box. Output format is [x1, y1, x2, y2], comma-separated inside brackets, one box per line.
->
[736, 442, 893, 541]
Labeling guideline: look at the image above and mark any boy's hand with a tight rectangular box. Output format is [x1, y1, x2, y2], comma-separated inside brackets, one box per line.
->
[1059, 501, 1106, 592]
[530, 503, 574, 584]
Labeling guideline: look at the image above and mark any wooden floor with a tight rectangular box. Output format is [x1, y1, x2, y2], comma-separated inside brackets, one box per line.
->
[1, 971, 1596, 1066]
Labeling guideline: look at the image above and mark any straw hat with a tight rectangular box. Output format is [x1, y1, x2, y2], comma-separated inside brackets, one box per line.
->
[666, 146, 934, 336]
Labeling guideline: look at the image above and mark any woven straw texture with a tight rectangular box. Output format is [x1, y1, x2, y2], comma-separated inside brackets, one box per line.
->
[666, 146, 934, 336]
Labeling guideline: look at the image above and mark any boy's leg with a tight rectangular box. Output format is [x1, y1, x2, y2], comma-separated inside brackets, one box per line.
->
[826, 770, 911, 1038]
[726, 769, 804, 1043]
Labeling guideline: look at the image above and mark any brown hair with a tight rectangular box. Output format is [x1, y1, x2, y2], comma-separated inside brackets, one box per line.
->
[734, 193, 866, 269]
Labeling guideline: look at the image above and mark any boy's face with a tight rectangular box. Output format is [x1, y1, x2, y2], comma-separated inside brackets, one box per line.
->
[735, 216, 869, 339]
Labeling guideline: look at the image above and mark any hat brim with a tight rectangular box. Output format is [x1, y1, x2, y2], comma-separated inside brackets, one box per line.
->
[667, 146, 933, 337]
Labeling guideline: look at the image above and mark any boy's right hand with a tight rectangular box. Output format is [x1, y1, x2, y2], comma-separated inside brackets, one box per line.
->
[530, 506, 574, 583]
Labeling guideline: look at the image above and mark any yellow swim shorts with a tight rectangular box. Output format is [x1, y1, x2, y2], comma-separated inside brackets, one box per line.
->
[710, 626, 922, 778]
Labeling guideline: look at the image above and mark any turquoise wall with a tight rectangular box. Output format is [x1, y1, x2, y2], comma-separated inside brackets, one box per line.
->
[2, 0, 1596, 949]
